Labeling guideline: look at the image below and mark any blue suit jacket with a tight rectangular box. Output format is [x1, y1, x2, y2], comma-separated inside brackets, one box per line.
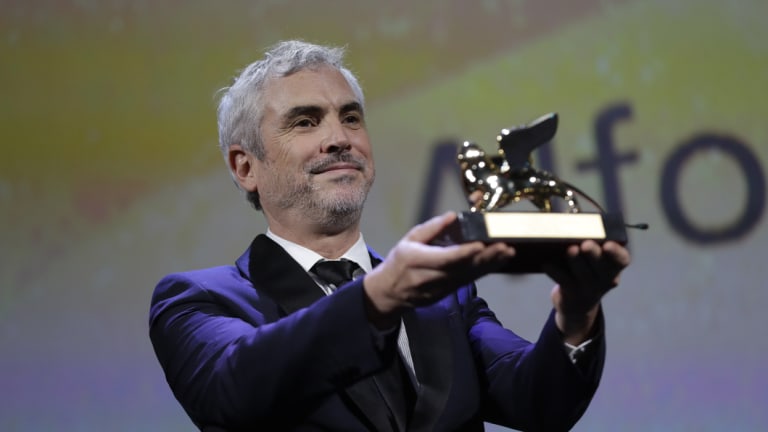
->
[149, 234, 605, 431]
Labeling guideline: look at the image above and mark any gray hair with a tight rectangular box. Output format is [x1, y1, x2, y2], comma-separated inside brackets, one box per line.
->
[216, 40, 365, 210]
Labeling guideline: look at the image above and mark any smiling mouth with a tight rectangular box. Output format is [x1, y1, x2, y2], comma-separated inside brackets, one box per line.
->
[316, 163, 360, 173]
[309, 156, 364, 175]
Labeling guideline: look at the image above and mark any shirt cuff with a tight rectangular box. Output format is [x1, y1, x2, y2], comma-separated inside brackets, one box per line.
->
[564, 338, 593, 364]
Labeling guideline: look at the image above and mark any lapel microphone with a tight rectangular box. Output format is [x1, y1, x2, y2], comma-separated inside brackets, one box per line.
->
[624, 222, 649, 230]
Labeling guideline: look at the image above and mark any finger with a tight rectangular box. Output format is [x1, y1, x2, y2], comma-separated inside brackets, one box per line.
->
[405, 211, 457, 243]
[596, 241, 631, 287]
[403, 240, 484, 270]
[414, 270, 457, 299]
[566, 249, 599, 288]
[407, 265, 483, 306]
[472, 242, 516, 271]
[565, 243, 580, 258]
[557, 240, 605, 290]
[473, 242, 515, 260]
[579, 240, 633, 289]
[542, 262, 577, 288]
[543, 243, 581, 287]
[408, 241, 512, 285]
[602, 241, 631, 268]
[468, 191, 483, 207]
[579, 240, 603, 261]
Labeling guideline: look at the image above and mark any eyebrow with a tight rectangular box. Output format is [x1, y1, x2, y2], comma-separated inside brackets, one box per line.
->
[282, 105, 324, 124]
[281, 101, 364, 124]
[340, 101, 364, 116]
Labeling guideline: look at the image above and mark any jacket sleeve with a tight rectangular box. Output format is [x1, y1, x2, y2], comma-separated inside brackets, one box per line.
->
[148, 270, 396, 429]
[459, 284, 606, 431]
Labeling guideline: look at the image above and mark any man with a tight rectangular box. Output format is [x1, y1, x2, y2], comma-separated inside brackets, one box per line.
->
[149, 40, 631, 431]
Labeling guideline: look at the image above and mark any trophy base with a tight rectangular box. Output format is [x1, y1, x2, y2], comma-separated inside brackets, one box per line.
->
[433, 211, 629, 273]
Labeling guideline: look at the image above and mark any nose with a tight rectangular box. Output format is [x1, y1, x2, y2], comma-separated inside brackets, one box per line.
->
[321, 119, 352, 154]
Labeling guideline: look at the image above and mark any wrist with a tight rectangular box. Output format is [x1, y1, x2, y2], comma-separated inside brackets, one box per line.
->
[362, 272, 402, 329]
[555, 304, 600, 345]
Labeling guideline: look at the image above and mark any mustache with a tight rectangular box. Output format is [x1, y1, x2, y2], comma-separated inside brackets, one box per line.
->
[307, 152, 366, 174]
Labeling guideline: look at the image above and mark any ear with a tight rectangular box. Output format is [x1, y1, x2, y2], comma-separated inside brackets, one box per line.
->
[227, 144, 259, 193]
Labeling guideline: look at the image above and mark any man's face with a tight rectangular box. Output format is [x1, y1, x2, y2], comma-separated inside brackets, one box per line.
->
[253, 66, 375, 225]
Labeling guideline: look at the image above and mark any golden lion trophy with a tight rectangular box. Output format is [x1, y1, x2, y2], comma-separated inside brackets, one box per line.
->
[435, 112, 639, 272]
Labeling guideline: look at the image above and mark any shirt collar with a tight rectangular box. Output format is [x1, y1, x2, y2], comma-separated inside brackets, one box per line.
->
[265, 229, 372, 273]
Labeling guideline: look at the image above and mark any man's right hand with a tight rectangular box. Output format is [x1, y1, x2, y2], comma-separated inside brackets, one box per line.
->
[362, 212, 515, 328]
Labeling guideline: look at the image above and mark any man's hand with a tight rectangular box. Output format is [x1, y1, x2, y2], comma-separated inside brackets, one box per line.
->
[544, 240, 631, 345]
[363, 212, 515, 327]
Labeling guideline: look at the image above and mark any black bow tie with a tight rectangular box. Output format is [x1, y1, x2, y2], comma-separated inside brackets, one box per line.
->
[310, 259, 362, 289]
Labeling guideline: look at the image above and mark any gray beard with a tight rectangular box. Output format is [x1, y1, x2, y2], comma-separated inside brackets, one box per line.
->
[275, 173, 371, 232]
[260, 151, 374, 231]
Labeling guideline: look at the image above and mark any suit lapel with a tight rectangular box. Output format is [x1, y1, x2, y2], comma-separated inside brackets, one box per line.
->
[365, 253, 406, 431]
[403, 307, 454, 431]
[368, 251, 456, 431]
[239, 234, 324, 314]
[237, 236, 397, 431]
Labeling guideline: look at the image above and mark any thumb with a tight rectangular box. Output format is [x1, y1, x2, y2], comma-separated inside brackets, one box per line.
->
[405, 212, 457, 243]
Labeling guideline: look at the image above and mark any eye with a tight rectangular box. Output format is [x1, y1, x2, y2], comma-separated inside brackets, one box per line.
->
[342, 113, 363, 128]
[293, 117, 318, 128]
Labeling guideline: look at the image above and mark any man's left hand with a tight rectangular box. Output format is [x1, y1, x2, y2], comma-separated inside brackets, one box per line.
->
[543, 240, 631, 345]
